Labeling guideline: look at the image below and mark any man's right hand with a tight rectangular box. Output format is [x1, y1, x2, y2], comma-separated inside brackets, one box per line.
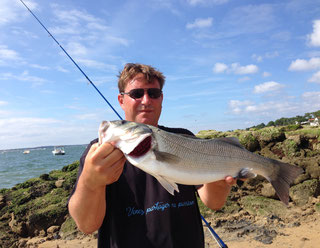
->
[80, 142, 126, 191]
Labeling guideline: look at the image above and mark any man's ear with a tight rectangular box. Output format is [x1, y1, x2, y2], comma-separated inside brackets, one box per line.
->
[118, 94, 124, 109]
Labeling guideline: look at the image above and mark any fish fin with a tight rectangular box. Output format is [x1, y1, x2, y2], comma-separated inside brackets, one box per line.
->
[153, 150, 181, 163]
[268, 160, 303, 205]
[236, 168, 257, 179]
[214, 137, 245, 149]
[154, 175, 179, 195]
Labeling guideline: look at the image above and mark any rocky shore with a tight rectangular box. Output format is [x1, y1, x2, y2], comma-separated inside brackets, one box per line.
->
[0, 124, 319, 248]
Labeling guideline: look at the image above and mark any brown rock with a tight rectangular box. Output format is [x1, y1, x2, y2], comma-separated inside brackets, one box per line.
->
[47, 225, 60, 235]
[9, 213, 28, 237]
[261, 183, 276, 199]
[55, 179, 65, 188]
[306, 162, 320, 179]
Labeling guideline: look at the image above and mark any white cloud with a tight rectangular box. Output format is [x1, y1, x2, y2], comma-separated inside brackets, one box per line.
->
[252, 54, 263, 62]
[307, 20, 320, 47]
[252, 52, 279, 63]
[187, 0, 229, 6]
[229, 99, 297, 116]
[263, 71, 271, 77]
[30, 64, 50, 70]
[302, 91, 320, 101]
[231, 63, 258, 75]
[106, 36, 130, 47]
[186, 18, 213, 29]
[213, 62, 258, 75]
[288, 57, 320, 71]
[253, 81, 284, 94]
[213, 62, 228, 73]
[56, 66, 69, 73]
[229, 100, 253, 114]
[0, 45, 22, 61]
[0, 0, 37, 26]
[0, 71, 46, 85]
[53, 8, 100, 24]
[308, 71, 320, 83]
[77, 59, 117, 71]
[67, 42, 88, 57]
[0, 101, 8, 106]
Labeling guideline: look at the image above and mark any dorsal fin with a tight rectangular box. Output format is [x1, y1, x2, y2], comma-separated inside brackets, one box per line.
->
[214, 137, 244, 149]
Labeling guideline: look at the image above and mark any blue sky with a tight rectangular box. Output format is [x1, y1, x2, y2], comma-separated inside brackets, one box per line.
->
[1, 0, 320, 150]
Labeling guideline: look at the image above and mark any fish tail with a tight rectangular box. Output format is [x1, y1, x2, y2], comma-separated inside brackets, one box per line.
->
[269, 160, 303, 205]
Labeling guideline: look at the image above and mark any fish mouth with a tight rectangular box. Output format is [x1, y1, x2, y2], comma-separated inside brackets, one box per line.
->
[128, 136, 152, 157]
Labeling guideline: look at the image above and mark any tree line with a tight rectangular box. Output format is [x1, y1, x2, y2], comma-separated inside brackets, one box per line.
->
[248, 110, 320, 130]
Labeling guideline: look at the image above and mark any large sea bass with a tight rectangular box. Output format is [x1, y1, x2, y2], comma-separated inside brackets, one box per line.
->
[99, 120, 303, 205]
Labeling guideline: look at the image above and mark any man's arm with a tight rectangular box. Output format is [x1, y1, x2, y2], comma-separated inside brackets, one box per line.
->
[197, 177, 237, 210]
[68, 142, 126, 234]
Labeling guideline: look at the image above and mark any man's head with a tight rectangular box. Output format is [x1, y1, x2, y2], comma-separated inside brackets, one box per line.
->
[118, 63, 165, 127]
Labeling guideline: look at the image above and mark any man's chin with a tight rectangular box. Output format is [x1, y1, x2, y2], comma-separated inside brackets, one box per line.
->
[135, 116, 158, 126]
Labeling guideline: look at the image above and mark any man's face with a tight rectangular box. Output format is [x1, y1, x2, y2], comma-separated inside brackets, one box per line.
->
[118, 73, 163, 127]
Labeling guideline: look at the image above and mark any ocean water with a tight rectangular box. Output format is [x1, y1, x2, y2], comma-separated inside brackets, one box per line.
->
[0, 145, 87, 189]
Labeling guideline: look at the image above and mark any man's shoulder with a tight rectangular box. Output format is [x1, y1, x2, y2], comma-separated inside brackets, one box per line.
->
[158, 125, 194, 136]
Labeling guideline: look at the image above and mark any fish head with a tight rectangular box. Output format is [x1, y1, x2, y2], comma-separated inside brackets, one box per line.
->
[99, 120, 154, 157]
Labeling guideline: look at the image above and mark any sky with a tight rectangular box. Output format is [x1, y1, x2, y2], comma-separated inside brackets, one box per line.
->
[1, 0, 320, 150]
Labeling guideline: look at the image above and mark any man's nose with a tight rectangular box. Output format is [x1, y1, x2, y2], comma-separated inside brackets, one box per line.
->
[141, 90, 152, 104]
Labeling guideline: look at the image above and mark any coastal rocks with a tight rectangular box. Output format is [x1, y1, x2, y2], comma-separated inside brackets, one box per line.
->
[9, 213, 28, 237]
[290, 179, 320, 206]
[238, 132, 259, 152]
[55, 179, 65, 188]
[0, 194, 5, 209]
[253, 127, 286, 147]
[0, 161, 79, 247]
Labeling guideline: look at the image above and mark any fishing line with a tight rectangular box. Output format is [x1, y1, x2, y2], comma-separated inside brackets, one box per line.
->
[20, 1, 227, 247]
[19, 0, 123, 120]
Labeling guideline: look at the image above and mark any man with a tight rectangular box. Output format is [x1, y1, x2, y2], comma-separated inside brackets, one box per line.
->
[68, 63, 236, 248]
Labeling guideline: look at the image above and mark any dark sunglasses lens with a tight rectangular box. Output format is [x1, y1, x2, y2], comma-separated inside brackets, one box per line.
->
[129, 89, 144, 99]
[148, 88, 162, 99]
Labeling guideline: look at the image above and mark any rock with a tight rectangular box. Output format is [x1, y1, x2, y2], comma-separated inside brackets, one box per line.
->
[254, 127, 285, 147]
[290, 179, 320, 206]
[239, 132, 260, 152]
[59, 216, 79, 239]
[0, 194, 5, 209]
[39, 229, 46, 237]
[9, 213, 28, 237]
[285, 134, 302, 146]
[261, 183, 276, 199]
[240, 196, 288, 217]
[47, 225, 60, 235]
[306, 162, 320, 179]
[18, 239, 27, 248]
[294, 173, 310, 184]
[55, 179, 65, 188]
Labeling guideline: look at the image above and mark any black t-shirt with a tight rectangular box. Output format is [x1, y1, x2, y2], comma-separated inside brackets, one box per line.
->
[74, 125, 204, 248]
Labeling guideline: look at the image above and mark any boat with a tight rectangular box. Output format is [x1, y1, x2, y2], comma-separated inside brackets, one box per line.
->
[23, 150, 30, 154]
[52, 147, 65, 155]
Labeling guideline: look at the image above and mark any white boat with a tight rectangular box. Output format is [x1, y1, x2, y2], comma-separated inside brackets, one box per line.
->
[23, 150, 30, 154]
[52, 147, 65, 155]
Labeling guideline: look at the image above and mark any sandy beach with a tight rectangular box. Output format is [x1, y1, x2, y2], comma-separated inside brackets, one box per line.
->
[25, 210, 320, 248]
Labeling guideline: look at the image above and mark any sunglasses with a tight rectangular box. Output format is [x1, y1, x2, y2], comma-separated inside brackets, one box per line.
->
[121, 88, 162, 99]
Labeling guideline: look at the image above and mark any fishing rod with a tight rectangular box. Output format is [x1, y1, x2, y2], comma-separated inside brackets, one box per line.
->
[20, 1, 227, 247]
[201, 215, 228, 248]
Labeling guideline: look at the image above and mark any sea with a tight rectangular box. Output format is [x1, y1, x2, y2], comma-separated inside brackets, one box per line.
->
[0, 144, 87, 189]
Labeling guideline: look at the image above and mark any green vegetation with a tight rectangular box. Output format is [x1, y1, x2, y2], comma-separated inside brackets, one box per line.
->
[240, 196, 288, 217]
[248, 110, 320, 130]
[0, 161, 80, 247]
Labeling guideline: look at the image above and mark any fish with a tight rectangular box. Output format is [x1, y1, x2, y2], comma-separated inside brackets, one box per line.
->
[98, 120, 303, 205]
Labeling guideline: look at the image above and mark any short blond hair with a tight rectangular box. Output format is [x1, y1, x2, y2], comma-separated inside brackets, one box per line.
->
[118, 63, 165, 92]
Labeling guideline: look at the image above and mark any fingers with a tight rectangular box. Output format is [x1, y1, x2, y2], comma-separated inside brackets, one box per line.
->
[225, 176, 237, 186]
[81, 142, 126, 189]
